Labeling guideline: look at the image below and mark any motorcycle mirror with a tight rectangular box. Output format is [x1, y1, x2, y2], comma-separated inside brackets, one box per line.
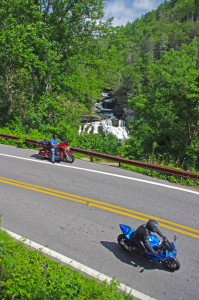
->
[174, 235, 177, 242]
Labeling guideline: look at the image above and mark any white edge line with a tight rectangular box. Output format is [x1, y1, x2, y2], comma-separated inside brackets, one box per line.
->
[0, 152, 199, 195]
[2, 227, 156, 300]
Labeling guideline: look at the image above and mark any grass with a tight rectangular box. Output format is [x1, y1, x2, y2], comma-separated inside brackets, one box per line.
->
[0, 228, 132, 300]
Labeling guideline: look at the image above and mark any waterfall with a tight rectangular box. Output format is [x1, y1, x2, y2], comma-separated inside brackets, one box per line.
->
[79, 92, 130, 140]
[79, 119, 129, 140]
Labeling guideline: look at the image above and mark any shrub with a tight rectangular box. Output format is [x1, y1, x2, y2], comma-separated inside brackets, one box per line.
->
[0, 229, 132, 300]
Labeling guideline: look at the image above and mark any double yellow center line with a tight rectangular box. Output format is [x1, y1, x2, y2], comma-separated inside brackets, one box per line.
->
[0, 176, 199, 239]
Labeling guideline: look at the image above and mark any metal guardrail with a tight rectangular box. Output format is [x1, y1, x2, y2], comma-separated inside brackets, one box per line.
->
[24, 138, 38, 145]
[70, 147, 199, 180]
[0, 133, 21, 141]
[0, 134, 38, 145]
[0, 133, 199, 180]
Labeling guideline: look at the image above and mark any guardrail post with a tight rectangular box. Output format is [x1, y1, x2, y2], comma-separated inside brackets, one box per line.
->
[90, 149, 93, 162]
[117, 155, 121, 167]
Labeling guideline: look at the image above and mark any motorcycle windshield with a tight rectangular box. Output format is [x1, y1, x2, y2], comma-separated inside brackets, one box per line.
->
[165, 241, 176, 253]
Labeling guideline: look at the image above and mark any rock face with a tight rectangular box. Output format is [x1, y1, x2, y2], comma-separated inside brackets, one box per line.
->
[101, 91, 135, 120]
[82, 91, 134, 123]
[123, 107, 134, 121]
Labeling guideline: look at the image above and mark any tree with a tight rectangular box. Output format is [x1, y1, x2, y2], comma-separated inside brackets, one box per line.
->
[128, 43, 199, 160]
[0, 0, 112, 129]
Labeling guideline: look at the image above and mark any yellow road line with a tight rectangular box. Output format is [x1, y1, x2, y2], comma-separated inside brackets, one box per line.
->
[0, 177, 199, 239]
[1, 177, 199, 234]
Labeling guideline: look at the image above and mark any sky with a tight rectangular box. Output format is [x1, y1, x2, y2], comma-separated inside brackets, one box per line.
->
[103, 0, 165, 27]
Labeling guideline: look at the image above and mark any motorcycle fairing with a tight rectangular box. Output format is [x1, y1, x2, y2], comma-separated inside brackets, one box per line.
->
[120, 224, 135, 239]
[165, 249, 176, 259]
[39, 149, 51, 157]
[147, 252, 165, 261]
[164, 243, 177, 259]
[147, 243, 176, 261]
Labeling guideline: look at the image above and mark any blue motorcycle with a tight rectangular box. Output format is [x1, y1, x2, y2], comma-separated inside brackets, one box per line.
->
[118, 224, 180, 271]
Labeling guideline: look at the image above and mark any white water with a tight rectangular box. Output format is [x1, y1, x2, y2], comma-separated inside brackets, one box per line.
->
[95, 102, 115, 119]
[79, 119, 129, 140]
[79, 92, 130, 140]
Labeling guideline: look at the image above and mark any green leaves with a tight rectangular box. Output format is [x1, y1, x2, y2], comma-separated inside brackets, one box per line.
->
[127, 41, 199, 165]
[0, 0, 198, 173]
[0, 229, 130, 299]
[0, 0, 112, 129]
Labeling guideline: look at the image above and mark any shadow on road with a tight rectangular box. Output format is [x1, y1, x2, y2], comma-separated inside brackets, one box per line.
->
[100, 241, 167, 273]
[31, 154, 61, 163]
[31, 154, 40, 159]
[31, 154, 52, 162]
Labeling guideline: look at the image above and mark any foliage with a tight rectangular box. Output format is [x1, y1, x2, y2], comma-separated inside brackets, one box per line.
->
[0, 228, 132, 300]
[0, 0, 114, 130]
[104, 0, 199, 170]
[74, 132, 122, 155]
[119, 163, 199, 188]
[126, 42, 199, 169]
[0, 0, 199, 177]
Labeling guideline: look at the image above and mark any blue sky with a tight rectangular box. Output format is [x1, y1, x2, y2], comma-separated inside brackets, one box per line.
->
[103, 0, 165, 26]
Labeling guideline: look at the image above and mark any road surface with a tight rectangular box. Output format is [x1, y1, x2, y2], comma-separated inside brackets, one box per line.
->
[0, 144, 198, 299]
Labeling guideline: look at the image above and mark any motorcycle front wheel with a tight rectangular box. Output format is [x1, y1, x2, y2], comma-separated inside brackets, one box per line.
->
[117, 234, 131, 251]
[162, 258, 180, 271]
[64, 154, 74, 163]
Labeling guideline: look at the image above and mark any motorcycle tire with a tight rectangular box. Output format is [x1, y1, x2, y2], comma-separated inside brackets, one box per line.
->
[117, 234, 131, 251]
[162, 258, 180, 271]
[64, 154, 74, 163]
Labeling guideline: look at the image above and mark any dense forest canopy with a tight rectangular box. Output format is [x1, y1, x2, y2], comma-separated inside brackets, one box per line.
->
[0, 0, 198, 171]
[0, 0, 114, 128]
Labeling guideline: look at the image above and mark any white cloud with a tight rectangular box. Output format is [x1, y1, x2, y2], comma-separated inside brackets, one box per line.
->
[132, 0, 157, 11]
[104, 0, 137, 26]
[103, 0, 164, 27]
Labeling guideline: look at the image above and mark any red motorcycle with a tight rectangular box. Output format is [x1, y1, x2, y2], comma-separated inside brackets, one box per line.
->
[37, 139, 75, 163]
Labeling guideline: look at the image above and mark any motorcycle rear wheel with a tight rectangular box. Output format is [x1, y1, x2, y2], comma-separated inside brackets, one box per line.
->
[118, 234, 131, 251]
[162, 258, 180, 271]
[64, 154, 74, 163]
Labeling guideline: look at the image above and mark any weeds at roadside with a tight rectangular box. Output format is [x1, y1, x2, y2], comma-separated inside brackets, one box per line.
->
[0, 229, 132, 300]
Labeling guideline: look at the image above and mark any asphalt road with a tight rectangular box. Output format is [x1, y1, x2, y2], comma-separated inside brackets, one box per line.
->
[0, 144, 199, 300]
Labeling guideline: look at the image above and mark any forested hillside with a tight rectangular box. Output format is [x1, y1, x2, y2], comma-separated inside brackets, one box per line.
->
[0, 0, 115, 130]
[0, 0, 198, 172]
[105, 0, 199, 170]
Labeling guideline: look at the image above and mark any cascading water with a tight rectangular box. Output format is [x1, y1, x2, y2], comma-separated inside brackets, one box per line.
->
[79, 93, 130, 140]
[79, 118, 129, 140]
